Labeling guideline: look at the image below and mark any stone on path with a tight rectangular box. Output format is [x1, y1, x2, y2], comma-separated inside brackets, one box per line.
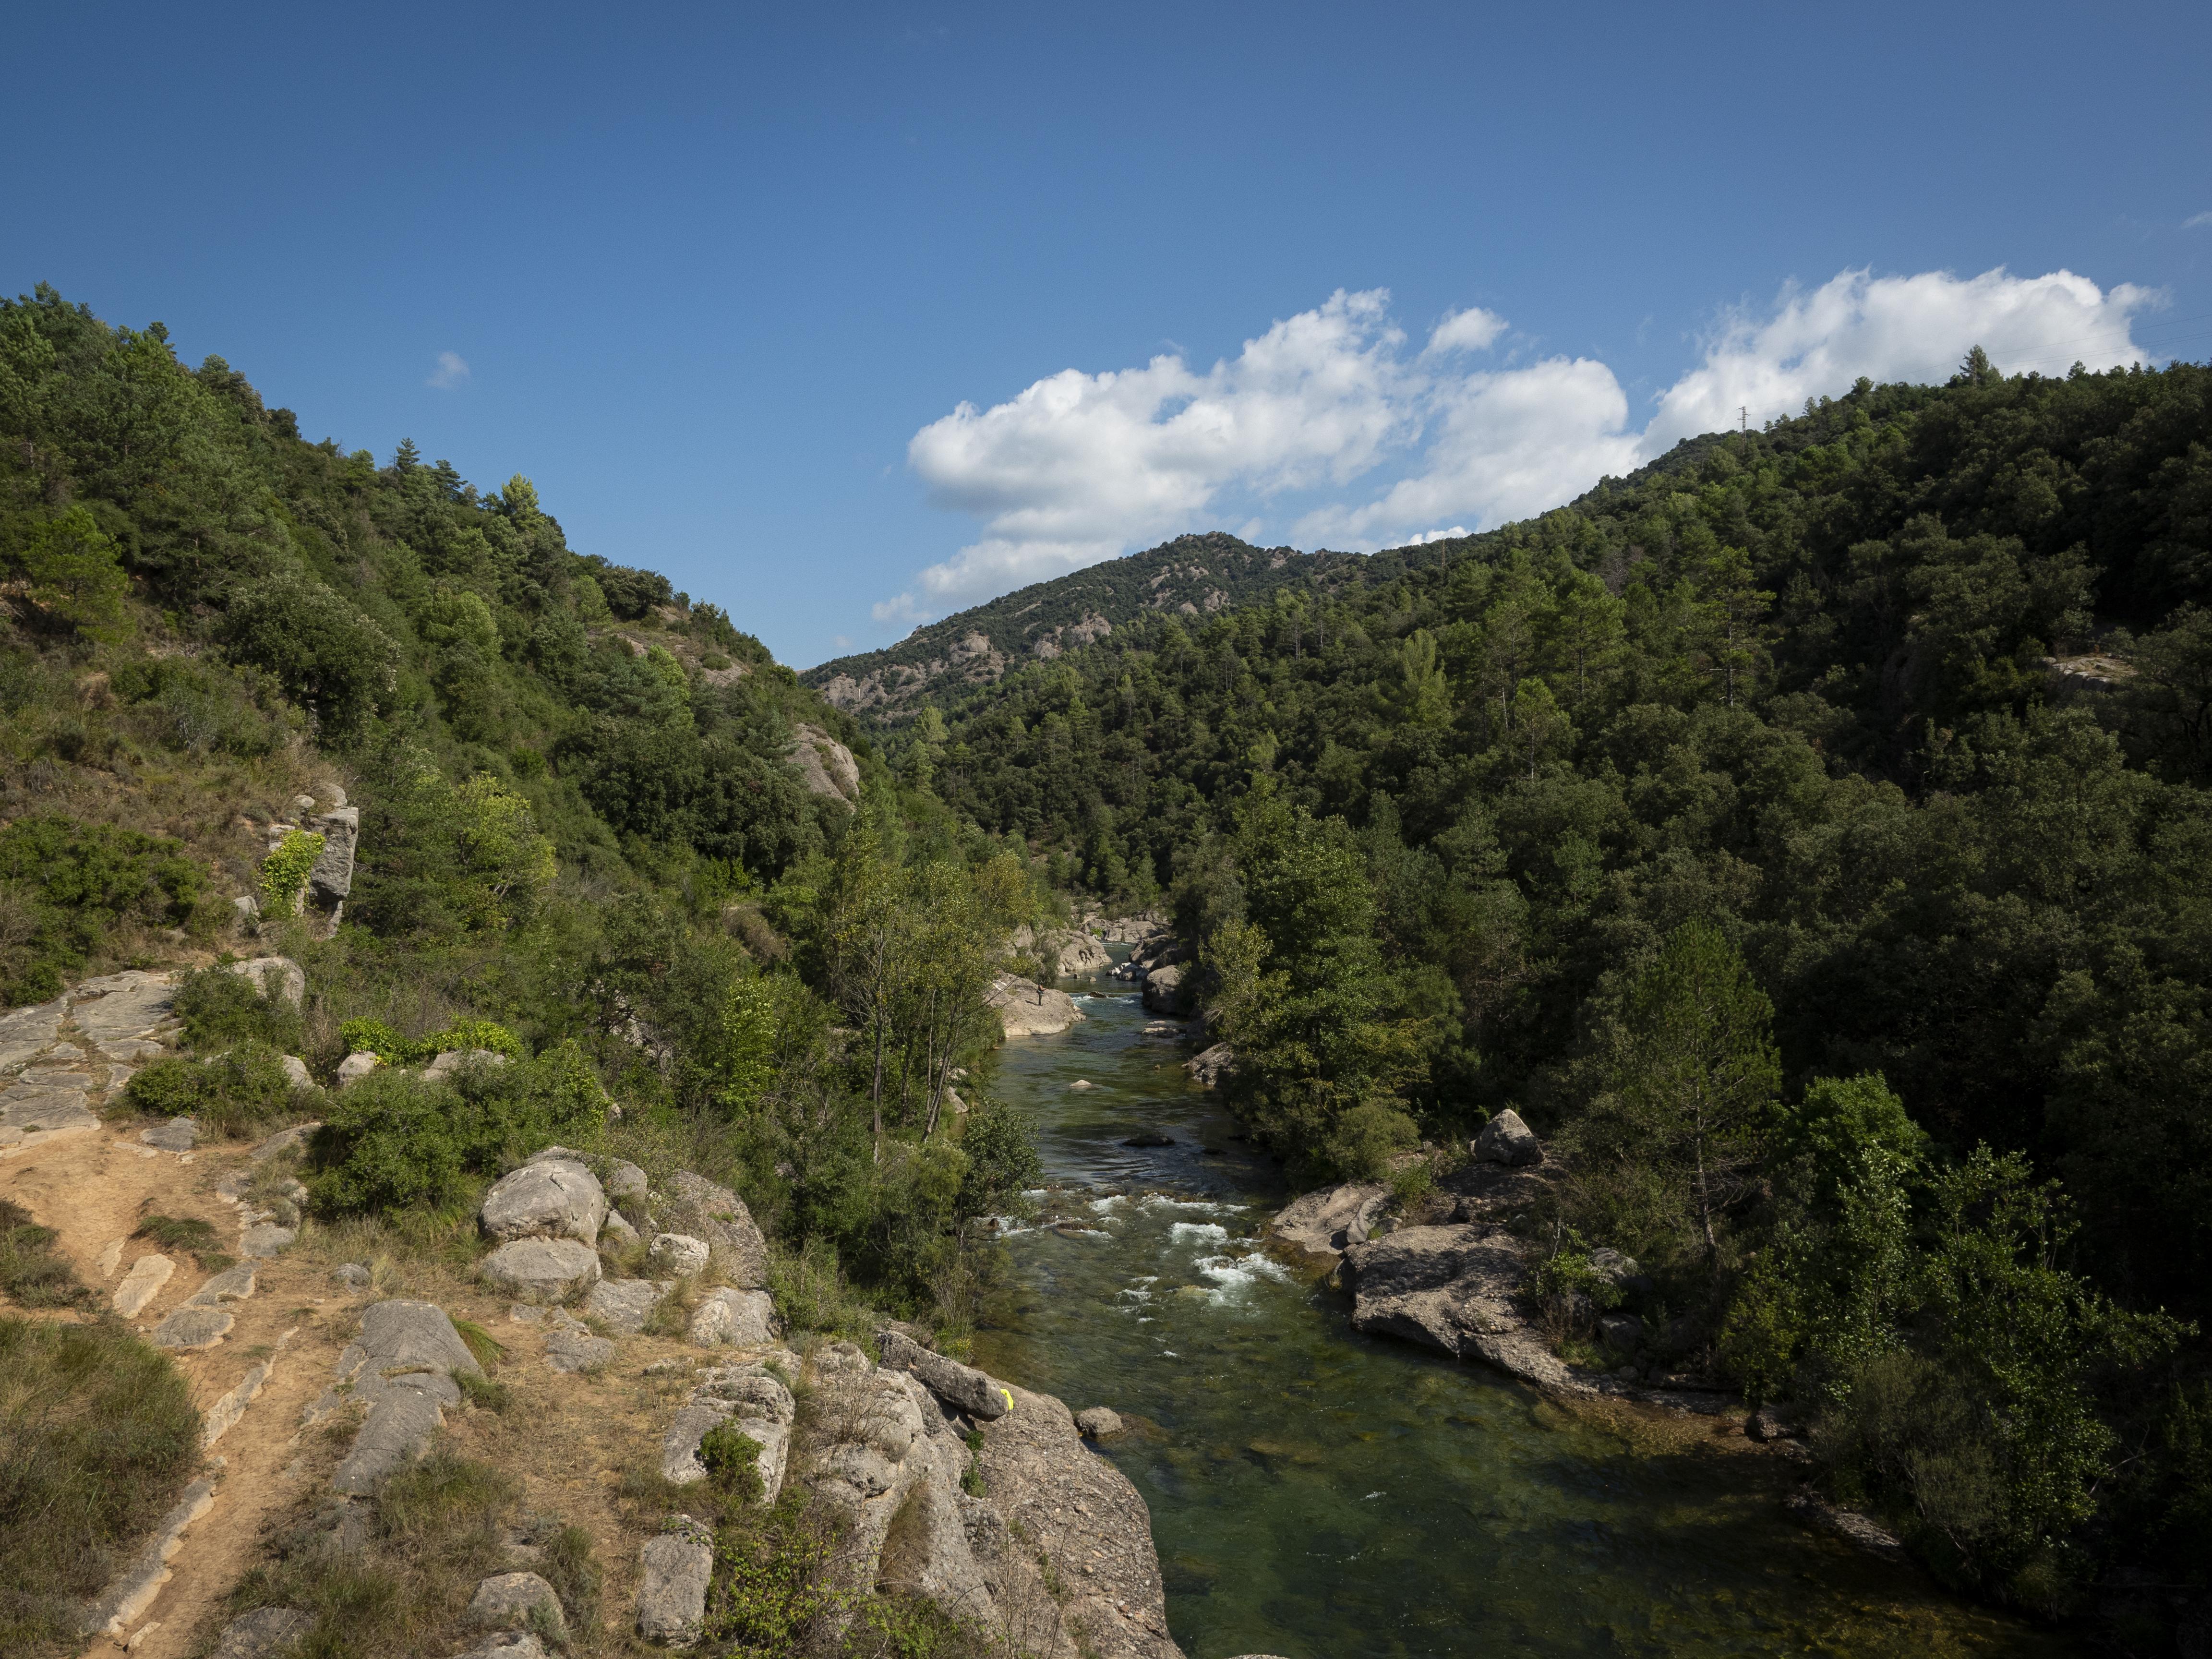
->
[212, 1605, 314, 1659]
[688, 1286, 775, 1347]
[84, 1474, 216, 1637]
[543, 1314, 616, 1374]
[0, 997, 68, 1072]
[479, 1237, 601, 1303]
[635, 1516, 714, 1646]
[151, 1305, 234, 1349]
[469, 1571, 565, 1637]
[252, 1120, 320, 1160]
[186, 1264, 258, 1307]
[242, 1223, 298, 1258]
[323, 1299, 481, 1494]
[141, 1118, 198, 1151]
[113, 1253, 176, 1317]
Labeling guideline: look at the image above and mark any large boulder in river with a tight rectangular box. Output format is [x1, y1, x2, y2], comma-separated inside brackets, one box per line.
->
[1473, 1107, 1542, 1167]
[1270, 1182, 1390, 1258]
[1185, 1042, 1234, 1088]
[986, 974, 1085, 1038]
[480, 1158, 607, 1244]
[1141, 963, 1197, 1016]
[660, 1171, 769, 1288]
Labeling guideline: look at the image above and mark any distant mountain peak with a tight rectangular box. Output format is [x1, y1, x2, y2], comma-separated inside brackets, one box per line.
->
[805, 532, 1366, 722]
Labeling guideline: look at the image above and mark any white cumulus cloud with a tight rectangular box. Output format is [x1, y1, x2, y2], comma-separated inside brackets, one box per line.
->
[428, 350, 470, 389]
[874, 266, 2156, 631]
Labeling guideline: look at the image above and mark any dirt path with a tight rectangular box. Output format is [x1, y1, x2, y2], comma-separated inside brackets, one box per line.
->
[3, 1127, 355, 1659]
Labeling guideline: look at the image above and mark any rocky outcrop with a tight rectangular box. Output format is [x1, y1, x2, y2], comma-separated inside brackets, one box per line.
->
[226, 955, 306, 1009]
[987, 975, 1085, 1038]
[688, 1286, 775, 1347]
[774, 1342, 1183, 1659]
[1269, 1182, 1390, 1257]
[878, 1326, 1010, 1419]
[423, 1047, 511, 1083]
[657, 1171, 769, 1287]
[788, 722, 861, 808]
[469, 1572, 565, 1638]
[585, 1277, 670, 1333]
[314, 1299, 482, 1494]
[636, 1515, 714, 1646]
[1013, 926, 1112, 977]
[649, 1233, 709, 1278]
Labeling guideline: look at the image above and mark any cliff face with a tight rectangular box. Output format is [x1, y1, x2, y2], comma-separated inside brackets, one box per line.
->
[803, 533, 1379, 725]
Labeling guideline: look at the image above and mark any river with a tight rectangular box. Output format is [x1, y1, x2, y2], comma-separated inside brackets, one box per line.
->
[969, 972, 2073, 1659]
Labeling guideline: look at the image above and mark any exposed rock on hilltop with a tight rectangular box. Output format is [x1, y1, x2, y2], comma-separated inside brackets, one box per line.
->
[805, 532, 1383, 725]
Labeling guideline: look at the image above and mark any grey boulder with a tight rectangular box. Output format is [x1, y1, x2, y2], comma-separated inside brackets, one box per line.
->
[469, 1571, 565, 1636]
[649, 1233, 709, 1278]
[876, 1327, 1008, 1420]
[660, 1172, 768, 1287]
[636, 1516, 714, 1646]
[327, 1300, 481, 1494]
[141, 1117, 198, 1151]
[336, 1051, 380, 1088]
[479, 1238, 601, 1304]
[1473, 1107, 1542, 1167]
[1075, 1406, 1124, 1438]
[585, 1277, 668, 1334]
[227, 956, 305, 1009]
[481, 1158, 608, 1245]
[688, 1286, 775, 1347]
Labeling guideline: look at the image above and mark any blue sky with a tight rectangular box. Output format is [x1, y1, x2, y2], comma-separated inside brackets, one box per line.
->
[11, 2, 2211, 667]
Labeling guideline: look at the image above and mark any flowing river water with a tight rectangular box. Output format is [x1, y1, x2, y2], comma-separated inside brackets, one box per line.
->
[969, 969, 2074, 1659]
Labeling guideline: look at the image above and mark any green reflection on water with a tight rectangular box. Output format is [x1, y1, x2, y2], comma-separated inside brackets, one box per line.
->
[969, 977, 2075, 1659]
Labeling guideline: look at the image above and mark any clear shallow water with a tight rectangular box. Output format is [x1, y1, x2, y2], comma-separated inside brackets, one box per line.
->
[971, 973, 2074, 1659]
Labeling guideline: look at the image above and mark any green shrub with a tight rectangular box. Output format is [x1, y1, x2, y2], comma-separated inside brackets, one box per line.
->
[123, 1043, 302, 1138]
[703, 1491, 847, 1651]
[336, 1015, 521, 1066]
[258, 830, 324, 918]
[220, 573, 397, 737]
[176, 965, 303, 1052]
[308, 1041, 606, 1216]
[0, 1317, 200, 1657]
[0, 1199, 88, 1309]
[337, 1017, 410, 1062]
[0, 817, 205, 1003]
[699, 1423, 767, 1504]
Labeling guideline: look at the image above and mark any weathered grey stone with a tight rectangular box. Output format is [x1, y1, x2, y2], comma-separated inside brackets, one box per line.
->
[601, 1157, 649, 1205]
[600, 1207, 639, 1248]
[279, 1054, 313, 1089]
[242, 1223, 298, 1257]
[454, 1635, 546, 1659]
[481, 1158, 607, 1245]
[661, 1172, 768, 1287]
[1589, 1246, 1645, 1293]
[480, 1237, 601, 1303]
[688, 1286, 775, 1347]
[327, 1300, 479, 1493]
[469, 1570, 565, 1636]
[152, 1305, 234, 1349]
[544, 1319, 616, 1374]
[877, 1327, 1008, 1420]
[1075, 1406, 1124, 1438]
[1598, 1311, 1645, 1350]
[0, 1078, 98, 1135]
[211, 1605, 314, 1659]
[1341, 1224, 1528, 1358]
[336, 1051, 380, 1088]
[68, 971, 178, 1049]
[1473, 1106, 1542, 1167]
[82, 1475, 216, 1637]
[228, 956, 306, 1009]
[986, 974, 1085, 1037]
[142, 1117, 199, 1151]
[332, 1262, 372, 1291]
[0, 996, 69, 1073]
[636, 1517, 714, 1646]
[585, 1276, 667, 1334]
[649, 1233, 709, 1278]
[306, 807, 358, 904]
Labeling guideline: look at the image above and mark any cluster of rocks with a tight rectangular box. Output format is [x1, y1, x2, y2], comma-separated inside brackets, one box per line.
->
[0, 969, 182, 1150]
[237, 791, 357, 937]
[1010, 922, 1114, 978]
[1272, 1113, 1740, 1414]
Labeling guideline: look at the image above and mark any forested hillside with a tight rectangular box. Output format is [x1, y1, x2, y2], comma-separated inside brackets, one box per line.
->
[806, 531, 1389, 721]
[0, 283, 1051, 1331]
[896, 353, 2212, 1618]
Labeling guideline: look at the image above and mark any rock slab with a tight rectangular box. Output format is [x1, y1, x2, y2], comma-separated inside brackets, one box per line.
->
[878, 1326, 1008, 1420]
[479, 1237, 601, 1304]
[636, 1517, 714, 1646]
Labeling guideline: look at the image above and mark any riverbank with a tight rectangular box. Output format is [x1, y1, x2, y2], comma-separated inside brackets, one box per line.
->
[973, 968, 2077, 1659]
